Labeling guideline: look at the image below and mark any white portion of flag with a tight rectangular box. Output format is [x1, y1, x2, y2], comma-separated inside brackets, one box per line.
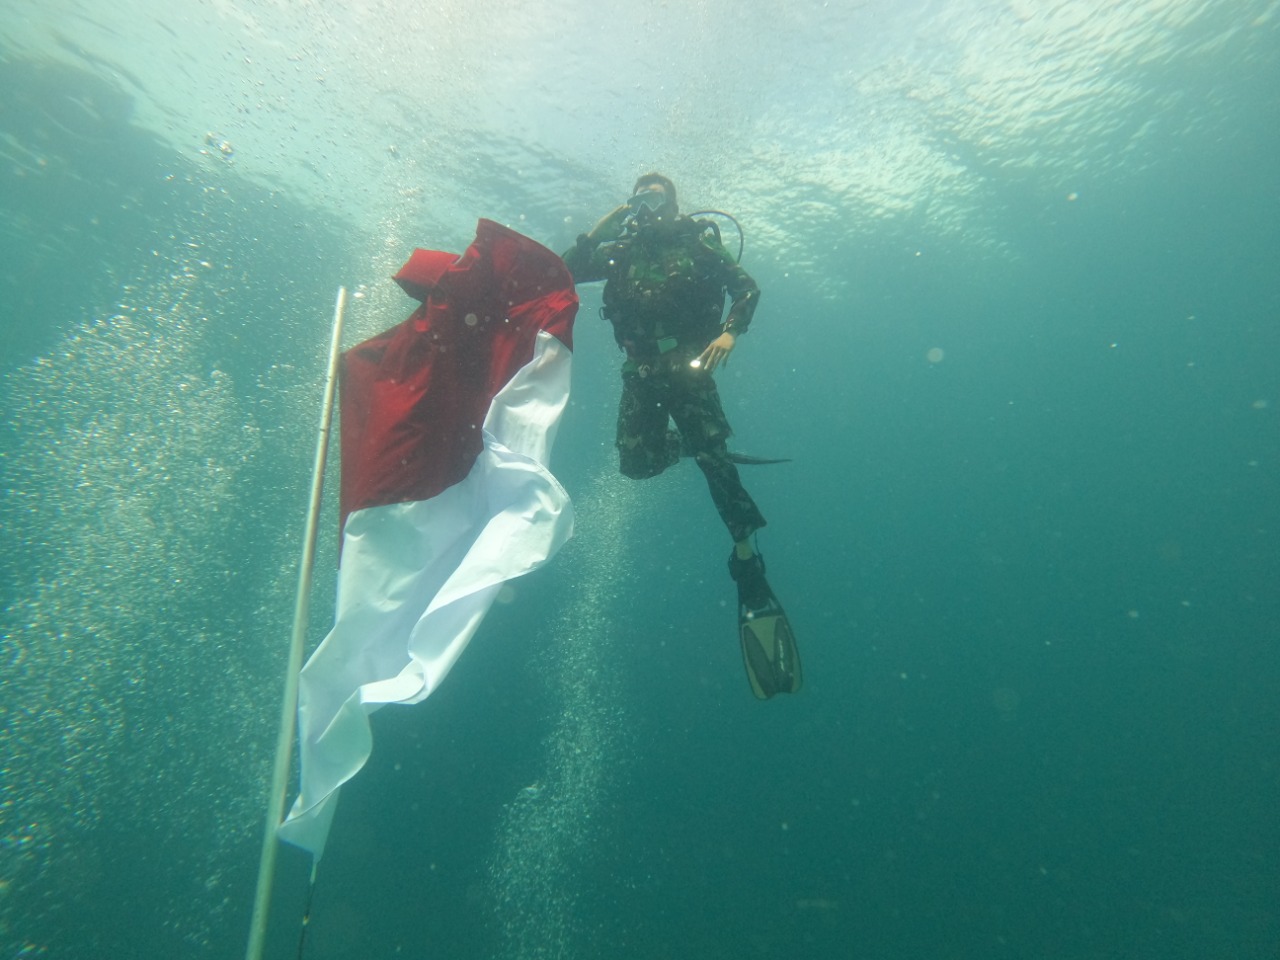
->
[278, 331, 573, 857]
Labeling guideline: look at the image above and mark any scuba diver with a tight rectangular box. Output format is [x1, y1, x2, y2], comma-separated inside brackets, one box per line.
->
[561, 173, 801, 698]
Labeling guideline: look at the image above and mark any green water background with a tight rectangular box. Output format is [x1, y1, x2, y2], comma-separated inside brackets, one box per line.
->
[1, 2, 1277, 958]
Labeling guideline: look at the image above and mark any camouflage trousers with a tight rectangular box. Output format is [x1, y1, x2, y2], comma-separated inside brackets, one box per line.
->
[616, 356, 767, 543]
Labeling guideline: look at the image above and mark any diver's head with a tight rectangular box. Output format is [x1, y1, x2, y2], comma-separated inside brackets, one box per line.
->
[628, 173, 678, 223]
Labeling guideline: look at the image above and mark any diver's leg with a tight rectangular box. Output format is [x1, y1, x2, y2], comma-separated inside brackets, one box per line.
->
[616, 369, 679, 479]
[667, 374, 798, 696]
[668, 373, 766, 542]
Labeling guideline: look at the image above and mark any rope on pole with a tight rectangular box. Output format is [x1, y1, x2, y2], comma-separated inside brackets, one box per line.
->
[245, 286, 348, 960]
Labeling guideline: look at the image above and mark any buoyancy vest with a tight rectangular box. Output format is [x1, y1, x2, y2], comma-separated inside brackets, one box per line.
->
[598, 217, 730, 354]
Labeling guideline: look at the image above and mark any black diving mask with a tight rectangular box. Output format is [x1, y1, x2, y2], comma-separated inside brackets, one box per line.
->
[627, 190, 668, 214]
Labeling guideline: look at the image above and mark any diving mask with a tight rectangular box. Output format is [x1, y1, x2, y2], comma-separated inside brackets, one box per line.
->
[627, 189, 668, 214]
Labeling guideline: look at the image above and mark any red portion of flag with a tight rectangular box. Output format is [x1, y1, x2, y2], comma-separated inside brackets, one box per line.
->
[392, 247, 458, 302]
[339, 219, 577, 526]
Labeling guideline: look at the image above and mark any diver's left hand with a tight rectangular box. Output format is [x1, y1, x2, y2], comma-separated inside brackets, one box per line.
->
[696, 332, 737, 373]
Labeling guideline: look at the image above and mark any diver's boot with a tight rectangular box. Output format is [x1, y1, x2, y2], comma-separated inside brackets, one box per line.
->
[728, 548, 771, 613]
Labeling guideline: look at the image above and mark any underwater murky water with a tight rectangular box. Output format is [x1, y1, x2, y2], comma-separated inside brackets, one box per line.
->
[2, 1, 1278, 957]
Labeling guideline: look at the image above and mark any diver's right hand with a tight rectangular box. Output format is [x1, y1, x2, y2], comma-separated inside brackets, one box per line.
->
[586, 204, 631, 243]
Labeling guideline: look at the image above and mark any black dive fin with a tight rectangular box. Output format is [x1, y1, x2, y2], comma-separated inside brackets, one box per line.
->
[732, 557, 802, 699]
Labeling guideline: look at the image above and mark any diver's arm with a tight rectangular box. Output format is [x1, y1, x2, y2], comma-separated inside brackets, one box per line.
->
[561, 205, 630, 283]
[561, 236, 603, 283]
[694, 240, 760, 372]
[722, 265, 761, 336]
[697, 233, 761, 335]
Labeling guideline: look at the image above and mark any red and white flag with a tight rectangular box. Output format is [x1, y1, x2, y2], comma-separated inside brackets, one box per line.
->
[278, 220, 579, 857]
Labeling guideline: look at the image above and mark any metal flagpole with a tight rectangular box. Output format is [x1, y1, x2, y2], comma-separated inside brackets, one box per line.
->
[245, 286, 348, 960]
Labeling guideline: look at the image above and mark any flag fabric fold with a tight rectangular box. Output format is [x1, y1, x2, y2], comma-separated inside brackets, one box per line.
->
[278, 219, 579, 857]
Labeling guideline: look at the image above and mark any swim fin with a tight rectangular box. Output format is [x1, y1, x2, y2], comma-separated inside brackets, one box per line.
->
[727, 452, 792, 466]
[729, 551, 802, 699]
[669, 429, 790, 466]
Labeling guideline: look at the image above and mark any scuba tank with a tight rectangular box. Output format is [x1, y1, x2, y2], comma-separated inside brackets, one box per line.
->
[686, 210, 745, 263]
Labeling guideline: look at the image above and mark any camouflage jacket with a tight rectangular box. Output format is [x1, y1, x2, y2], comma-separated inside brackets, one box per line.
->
[562, 214, 760, 356]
